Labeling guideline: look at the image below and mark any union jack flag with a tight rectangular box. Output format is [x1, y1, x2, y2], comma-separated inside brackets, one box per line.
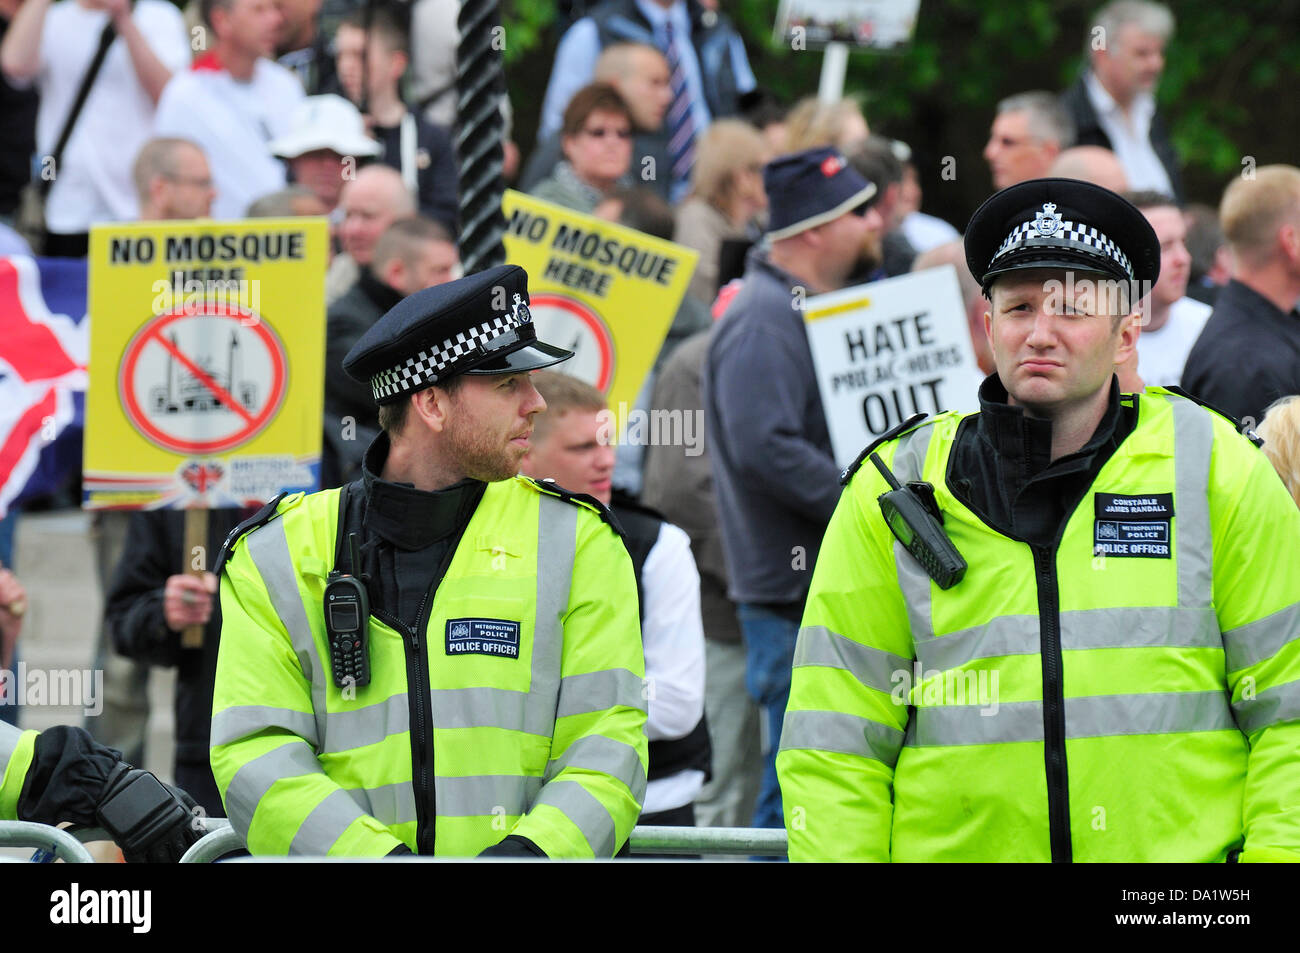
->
[0, 256, 88, 519]
[180, 459, 225, 494]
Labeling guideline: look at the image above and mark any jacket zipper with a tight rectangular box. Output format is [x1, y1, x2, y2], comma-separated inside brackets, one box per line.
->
[359, 486, 482, 856]
[375, 594, 436, 856]
[1032, 544, 1072, 862]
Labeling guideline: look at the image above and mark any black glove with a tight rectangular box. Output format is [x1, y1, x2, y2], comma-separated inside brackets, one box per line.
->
[478, 834, 547, 858]
[95, 763, 205, 863]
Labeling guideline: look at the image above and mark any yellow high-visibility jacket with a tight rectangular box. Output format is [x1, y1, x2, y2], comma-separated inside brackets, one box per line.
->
[0, 722, 36, 819]
[212, 475, 648, 857]
[779, 389, 1300, 862]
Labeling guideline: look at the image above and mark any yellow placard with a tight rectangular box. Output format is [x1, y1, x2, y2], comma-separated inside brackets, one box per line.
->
[83, 218, 328, 509]
[501, 190, 698, 419]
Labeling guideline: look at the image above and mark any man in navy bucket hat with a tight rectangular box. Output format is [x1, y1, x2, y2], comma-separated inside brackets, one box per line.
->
[703, 146, 883, 830]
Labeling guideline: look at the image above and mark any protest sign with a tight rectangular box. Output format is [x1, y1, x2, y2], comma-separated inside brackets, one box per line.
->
[501, 190, 697, 420]
[775, 0, 922, 50]
[83, 218, 328, 509]
[804, 264, 984, 467]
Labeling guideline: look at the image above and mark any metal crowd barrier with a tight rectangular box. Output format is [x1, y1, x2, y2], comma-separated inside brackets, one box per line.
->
[0, 820, 95, 863]
[2, 818, 786, 861]
[630, 825, 787, 856]
[181, 823, 243, 863]
[177, 822, 788, 861]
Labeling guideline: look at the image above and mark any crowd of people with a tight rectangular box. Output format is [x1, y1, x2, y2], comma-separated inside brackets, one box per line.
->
[2, 0, 1299, 858]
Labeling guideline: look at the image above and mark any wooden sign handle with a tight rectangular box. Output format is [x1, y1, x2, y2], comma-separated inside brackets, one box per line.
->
[181, 508, 209, 649]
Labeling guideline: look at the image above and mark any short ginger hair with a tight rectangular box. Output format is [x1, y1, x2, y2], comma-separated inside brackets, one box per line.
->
[530, 371, 607, 445]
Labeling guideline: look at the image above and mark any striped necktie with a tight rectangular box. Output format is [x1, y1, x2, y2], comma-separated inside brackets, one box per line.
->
[663, 19, 697, 195]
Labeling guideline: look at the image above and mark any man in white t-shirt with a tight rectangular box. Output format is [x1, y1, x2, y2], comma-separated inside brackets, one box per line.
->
[1127, 189, 1211, 388]
[0, 0, 189, 255]
[153, 0, 304, 219]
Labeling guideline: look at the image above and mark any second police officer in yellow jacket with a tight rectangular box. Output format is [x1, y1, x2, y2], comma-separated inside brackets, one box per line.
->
[778, 179, 1300, 862]
[211, 265, 648, 857]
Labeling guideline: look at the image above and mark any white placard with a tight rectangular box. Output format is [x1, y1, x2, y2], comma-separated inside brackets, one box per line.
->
[804, 265, 985, 467]
[774, 0, 922, 50]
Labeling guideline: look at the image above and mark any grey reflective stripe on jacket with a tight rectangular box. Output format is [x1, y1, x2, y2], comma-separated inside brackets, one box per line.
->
[1168, 396, 1214, 611]
[780, 708, 906, 766]
[1222, 603, 1300, 675]
[902, 690, 1239, 747]
[891, 425, 938, 643]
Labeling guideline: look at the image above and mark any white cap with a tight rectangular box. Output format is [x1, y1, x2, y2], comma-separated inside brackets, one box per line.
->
[269, 94, 383, 160]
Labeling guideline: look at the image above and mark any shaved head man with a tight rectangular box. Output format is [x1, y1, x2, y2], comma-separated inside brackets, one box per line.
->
[134, 138, 215, 221]
[1049, 146, 1129, 193]
[326, 164, 417, 303]
[594, 42, 672, 133]
[338, 164, 416, 266]
[370, 218, 460, 297]
[520, 40, 677, 201]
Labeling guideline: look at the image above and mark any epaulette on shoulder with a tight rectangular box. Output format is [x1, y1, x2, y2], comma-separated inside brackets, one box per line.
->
[520, 475, 627, 542]
[213, 491, 298, 576]
[1153, 386, 1264, 447]
[839, 412, 953, 487]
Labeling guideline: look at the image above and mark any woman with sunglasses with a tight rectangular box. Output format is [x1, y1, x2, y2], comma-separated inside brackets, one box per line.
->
[530, 82, 635, 214]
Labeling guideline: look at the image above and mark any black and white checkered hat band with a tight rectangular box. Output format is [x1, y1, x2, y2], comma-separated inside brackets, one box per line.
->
[990, 218, 1134, 280]
[370, 313, 519, 401]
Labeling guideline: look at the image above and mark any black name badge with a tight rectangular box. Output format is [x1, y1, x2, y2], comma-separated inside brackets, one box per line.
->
[446, 618, 521, 658]
[1093, 492, 1174, 558]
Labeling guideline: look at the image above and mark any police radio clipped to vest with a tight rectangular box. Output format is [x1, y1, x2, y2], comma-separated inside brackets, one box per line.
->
[869, 453, 968, 590]
[325, 532, 371, 689]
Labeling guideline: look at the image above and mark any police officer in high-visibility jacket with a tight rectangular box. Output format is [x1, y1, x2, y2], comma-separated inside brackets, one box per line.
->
[777, 179, 1300, 862]
[211, 265, 649, 858]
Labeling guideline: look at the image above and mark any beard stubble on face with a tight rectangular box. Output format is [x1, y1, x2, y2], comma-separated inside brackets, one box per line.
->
[442, 390, 527, 483]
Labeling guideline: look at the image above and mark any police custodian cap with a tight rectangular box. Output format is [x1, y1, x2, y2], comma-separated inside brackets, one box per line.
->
[343, 264, 573, 405]
[964, 178, 1161, 294]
